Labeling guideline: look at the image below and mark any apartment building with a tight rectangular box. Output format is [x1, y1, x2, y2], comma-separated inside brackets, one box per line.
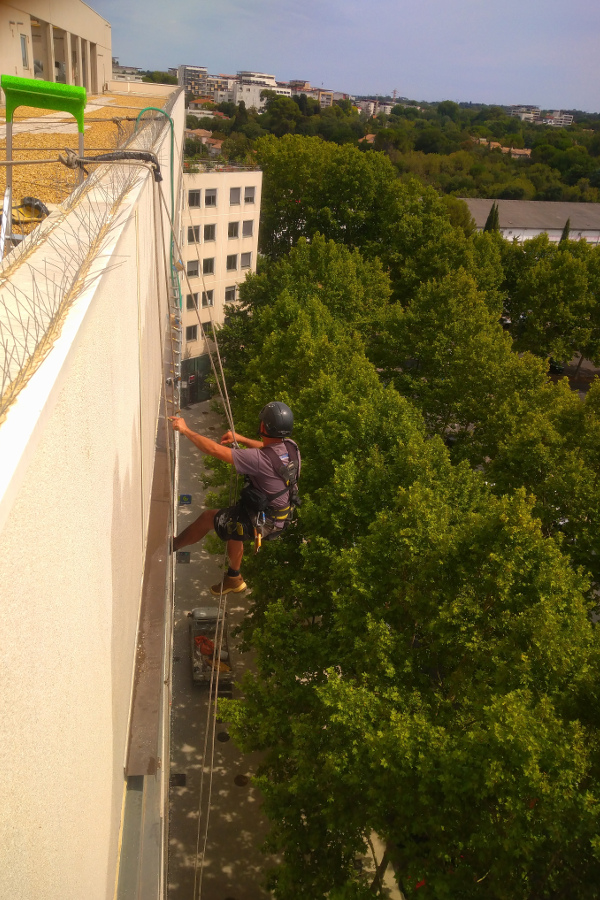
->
[177, 63, 207, 95]
[509, 105, 573, 127]
[289, 80, 334, 108]
[509, 105, 541, 122]
[111, 57, 142, 82]
[181, 167, 262, 398]
[0, 0, 111, 91]
[233, 70, 291, 110]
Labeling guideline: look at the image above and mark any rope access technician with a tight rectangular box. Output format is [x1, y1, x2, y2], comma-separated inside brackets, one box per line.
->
[170, 402, 301, 596]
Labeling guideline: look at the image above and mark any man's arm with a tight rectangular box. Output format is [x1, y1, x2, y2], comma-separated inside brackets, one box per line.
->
[221, 429, 264, 450]
[170, 417, 234, 463]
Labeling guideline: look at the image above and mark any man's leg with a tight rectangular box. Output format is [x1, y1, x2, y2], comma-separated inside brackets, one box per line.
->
[227, 539, 244, 572]
[173, 509, 218, 552]
[210, 537, 247, 596]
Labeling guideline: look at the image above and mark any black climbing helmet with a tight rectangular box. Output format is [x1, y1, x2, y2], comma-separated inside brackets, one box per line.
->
[259, 402, 294, 438]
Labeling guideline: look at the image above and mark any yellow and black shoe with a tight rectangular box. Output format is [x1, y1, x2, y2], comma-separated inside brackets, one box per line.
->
[210, 574, 247, 596]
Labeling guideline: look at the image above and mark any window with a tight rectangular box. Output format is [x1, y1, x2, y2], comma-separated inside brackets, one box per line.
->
[202, 257, 215, 275]
[205, 188, 217, 207]
[203, 223, 216, 241]
[241, 252, 252, 269]
[186, 325, 198, 341]
[188, 225, 200, 243]
[244, 186, 255, 204]
[230, 187, 241, 205]
[188, 190, 201, 208]
[225, 285, 237, 303]
[228, 221, 239, 239]
[186, 293, 199, 309]
[187, 260, 199, 277]
[242, 220, 254, 238]
[21, 35, 28, 69]
[202, 290, 214, 307]
[226, 254, 238, 271]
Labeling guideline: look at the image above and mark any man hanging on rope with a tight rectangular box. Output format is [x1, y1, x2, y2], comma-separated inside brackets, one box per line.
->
[170, 402, 301, 596]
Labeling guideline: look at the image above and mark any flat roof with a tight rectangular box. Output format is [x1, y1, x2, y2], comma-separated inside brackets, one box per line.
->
[463, 198, 600, 230]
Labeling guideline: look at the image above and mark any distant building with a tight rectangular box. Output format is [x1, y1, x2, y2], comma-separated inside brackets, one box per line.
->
[233, 71, 291, 110]
[177, 63, 208, 95]
[509, 105, 573, 127]
[509, 105, 541, 122]
[111, 57, 142, 82]
[333, 91, 354, 102]
[538, 111, 574, 127]
[355, 99, 393, 116]
[288, 81, 334, 108]
[463, 199, 600, 244]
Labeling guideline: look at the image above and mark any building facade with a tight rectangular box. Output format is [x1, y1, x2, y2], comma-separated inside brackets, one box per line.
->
[509, 105, 573, 126]
[180, 167, 262, 397]
[177, 63, 207, 95]
[463, 198, 600, 244]
[111, 57, 142, 82]
[0, 0, 111, 91]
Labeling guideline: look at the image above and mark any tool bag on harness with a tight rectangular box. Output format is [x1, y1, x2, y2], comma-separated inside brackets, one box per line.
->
[238, 440, 301, 538]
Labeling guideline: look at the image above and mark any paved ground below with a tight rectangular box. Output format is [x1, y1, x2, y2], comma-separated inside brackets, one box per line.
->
[167, 400, 274, 900]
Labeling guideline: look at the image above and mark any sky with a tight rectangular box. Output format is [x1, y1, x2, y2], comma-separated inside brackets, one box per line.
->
[94, 0, 600, 112]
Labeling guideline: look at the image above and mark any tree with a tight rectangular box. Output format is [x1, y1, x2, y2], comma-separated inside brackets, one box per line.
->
[483, 201, 499, 232]
[218, 290, 600, 899]
[210, 136, 600, 898]
[437, 100, 460, 121]
[261, 95, 304, 137]
[141, 70, 177, 85]
[560, 217, 571, 242]
[501, 235, 600, 364]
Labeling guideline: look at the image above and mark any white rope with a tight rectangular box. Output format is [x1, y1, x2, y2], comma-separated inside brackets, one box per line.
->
[191, 470, 238, 900]
[155, 184, 237, 438]
[184, 205, 240, 442]
[154, 180, 245, 899]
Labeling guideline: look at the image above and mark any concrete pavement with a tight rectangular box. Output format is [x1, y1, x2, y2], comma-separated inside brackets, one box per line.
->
[167, 399, 274, 900]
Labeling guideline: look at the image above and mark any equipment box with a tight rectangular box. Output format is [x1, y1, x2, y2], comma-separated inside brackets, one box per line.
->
[188, 606, 234, 685]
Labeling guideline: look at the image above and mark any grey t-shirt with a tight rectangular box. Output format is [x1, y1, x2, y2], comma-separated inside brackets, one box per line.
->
[231, 441, 301, 511]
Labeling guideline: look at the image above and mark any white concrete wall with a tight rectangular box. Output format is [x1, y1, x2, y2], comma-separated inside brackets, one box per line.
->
[181, 167, 262, 358]
[106, 79, 176, 98]
[498, 227, 600, 244]
[0, 89, 184, 900]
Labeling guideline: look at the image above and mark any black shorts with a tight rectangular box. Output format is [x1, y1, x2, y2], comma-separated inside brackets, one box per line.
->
[213, 505, 286, 543]
[213, 505, 254, 542]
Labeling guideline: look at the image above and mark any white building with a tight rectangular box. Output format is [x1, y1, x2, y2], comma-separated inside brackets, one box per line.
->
[0, 0, 111, 91]
[509, 105, 541, 122]
[180, 167, 262, 398]
[539, 111, 574, 127]
[233, 70, 291, 110]
[111, 57, 142, 82]
[463, 198, 600, 244]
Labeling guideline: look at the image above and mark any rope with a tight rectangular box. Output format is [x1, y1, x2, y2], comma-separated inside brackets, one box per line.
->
[192, 465, 239, 900]
[185, 206, 239, 441]
[155, 184, 237, 438]
[153, 179, 243, 898]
